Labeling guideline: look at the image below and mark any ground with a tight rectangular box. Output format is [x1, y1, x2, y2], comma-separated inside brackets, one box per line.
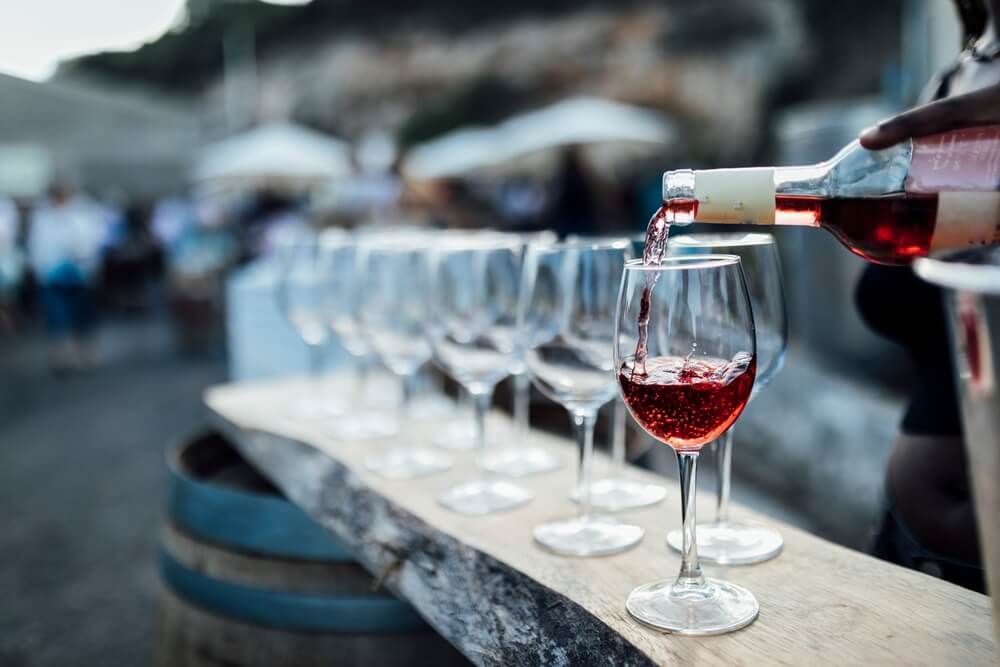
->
[0, 316, 225, 667]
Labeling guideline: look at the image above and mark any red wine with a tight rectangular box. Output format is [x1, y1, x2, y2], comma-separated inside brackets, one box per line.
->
[633, 199, 698, 376]
[661, 127, 1000, 265]
[775, 194, 938, 263]
[619, 354, 755, 451]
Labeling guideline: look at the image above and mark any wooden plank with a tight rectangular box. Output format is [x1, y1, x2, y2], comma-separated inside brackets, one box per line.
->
[206, 376, 997, 666]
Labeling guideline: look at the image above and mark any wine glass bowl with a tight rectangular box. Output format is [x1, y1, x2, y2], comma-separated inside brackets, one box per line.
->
[318, 232, 398, 441]
[615, 255, 759, 635]
[428, 238, 533, 514]
[273, 227, 342, 420]
[522, 241, 644, 556]
[358, 238, 451, 479]
[666, 232, 788, 565]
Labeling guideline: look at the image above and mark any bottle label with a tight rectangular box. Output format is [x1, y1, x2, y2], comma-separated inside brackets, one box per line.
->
[932, 192, 1000, 251]
[693, 168, 776, 225]
[907, 126, 1000, 194]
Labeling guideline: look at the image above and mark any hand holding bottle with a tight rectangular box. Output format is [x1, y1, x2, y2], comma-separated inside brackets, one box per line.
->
[859, 83, 1000, 150]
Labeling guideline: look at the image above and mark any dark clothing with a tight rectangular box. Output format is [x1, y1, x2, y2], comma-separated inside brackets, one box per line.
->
[856, 266, 961, 436]
[860, 30, 990, 587]
[873, 502, 985, 594]
[43, 283, 96, 338]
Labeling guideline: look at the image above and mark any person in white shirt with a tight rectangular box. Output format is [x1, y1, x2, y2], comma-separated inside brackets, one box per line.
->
[27, 184, 106, 372]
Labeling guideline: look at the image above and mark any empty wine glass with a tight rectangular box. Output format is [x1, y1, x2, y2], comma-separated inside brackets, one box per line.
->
[665, 233, 787, 564]
[274, 226, 344, 419]
[429, 238, 533, 514]
[359, 238, 451, 479]
[522, 240, 643, 556]
[564, 234, 667, 511]
[318, 231, 398, 441]
[616, 255, 758, 635]
[481, 230, 561, 477]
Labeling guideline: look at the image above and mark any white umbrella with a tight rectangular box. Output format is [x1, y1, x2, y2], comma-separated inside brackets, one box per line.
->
[193, 122, 353, 186]
[403, 96, 675, 180]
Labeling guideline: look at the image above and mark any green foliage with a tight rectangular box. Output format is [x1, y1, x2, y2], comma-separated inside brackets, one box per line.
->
[61, 0, 647, 92]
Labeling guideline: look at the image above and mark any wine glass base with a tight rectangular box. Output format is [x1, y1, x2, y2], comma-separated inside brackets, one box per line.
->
[438, 479, 532, 515]
[481, 447, 561, 477]
[666, 521, 783, 565]
[329, 414, 399, 441]
[365, 448, 451, 479]
[571, 478, 667, 512]
[533, 515, 644, 557]
[408, 394, 456, 421]
[432, 422, 490, 451]
[626, 577, 759, 635]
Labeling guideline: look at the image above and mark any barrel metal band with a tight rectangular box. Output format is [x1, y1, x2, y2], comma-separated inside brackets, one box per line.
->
[160, 550, 429, 634]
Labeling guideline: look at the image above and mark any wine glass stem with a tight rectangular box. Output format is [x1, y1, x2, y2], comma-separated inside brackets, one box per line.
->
[399, 371, 415, 443]
[472, 386, 494, 479]
[675, 451, 706, 587]
[715, 429, 734, 525]
[353, 356, 371, 411]
[572, 410, 597, 519]
[309, 343, 324, 379]
[610, 399, 627, 478]
[512, 371, 531, 446]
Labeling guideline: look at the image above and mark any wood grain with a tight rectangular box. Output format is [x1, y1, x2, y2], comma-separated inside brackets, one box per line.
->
[206, 376, 997, 666]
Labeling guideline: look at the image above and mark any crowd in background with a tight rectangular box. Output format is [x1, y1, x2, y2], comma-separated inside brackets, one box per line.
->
[0, 143, 645, 374]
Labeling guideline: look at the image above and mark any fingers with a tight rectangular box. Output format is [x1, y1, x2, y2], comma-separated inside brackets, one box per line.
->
[858, 85, 1000, 150]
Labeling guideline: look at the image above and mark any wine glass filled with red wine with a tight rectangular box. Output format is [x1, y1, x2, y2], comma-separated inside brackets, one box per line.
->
[615, 254, 758, 635]
[357, 236, 451, 479]
[522, 240, 644, 556]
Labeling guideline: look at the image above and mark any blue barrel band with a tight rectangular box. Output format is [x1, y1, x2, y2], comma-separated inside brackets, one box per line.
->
[166, 444, 353, 562]
[160, 550, 429, 634]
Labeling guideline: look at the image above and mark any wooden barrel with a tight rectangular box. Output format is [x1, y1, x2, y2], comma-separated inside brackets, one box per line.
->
[156, 432, 468, 667]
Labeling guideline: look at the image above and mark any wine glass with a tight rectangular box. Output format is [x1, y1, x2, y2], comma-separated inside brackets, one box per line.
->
[566, 234, 667, 510]
[480, 230, 561, 477]
[429, 238, 533, 514]
[664, 233, 787, 564]
[615, 255, 758, 635]
[521, 240, 643, 556]
[318, 231, 398, 440]
[358, 238, 451, 479]
[273, 226, 344, 419]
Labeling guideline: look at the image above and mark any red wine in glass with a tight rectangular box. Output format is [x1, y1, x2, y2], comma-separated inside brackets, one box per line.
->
[633, 199, 699, 376]
[619, 353, 755, 451]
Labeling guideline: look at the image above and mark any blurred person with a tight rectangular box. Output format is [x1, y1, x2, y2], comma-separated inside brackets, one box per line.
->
[547, 145, 599, 237]
[152, 195, 197, 255]
[244, 190, 308, 260]
[27, 183, 105, 372]
[856, 0, 1000, 592]
[101, 202, 164, 313]
[0, 195, 24, 331]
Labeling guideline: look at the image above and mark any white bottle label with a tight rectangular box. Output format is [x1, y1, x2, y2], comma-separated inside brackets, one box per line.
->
[693, 168, 776, 225]
[932, 192, 1000, 251]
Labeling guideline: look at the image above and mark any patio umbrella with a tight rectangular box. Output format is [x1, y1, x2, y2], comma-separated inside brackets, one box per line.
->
[193, 122, 353, 188]
[403, 97, 675, 180]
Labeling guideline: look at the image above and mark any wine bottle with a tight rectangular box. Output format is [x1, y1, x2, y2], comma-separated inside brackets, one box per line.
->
[662, 126, 1000, 265]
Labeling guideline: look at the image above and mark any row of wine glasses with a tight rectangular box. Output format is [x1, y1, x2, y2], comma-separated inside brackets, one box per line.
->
[274, 223, 788, 636]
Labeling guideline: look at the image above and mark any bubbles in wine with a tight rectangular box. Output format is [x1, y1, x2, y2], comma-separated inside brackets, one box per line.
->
[619, 353, 755, 451]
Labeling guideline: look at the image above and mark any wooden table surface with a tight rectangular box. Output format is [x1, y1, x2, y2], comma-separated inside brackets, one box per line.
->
[206, 376, 997, 666]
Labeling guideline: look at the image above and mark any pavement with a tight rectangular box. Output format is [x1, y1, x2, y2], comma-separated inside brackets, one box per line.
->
[0, 316, 226, 667]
